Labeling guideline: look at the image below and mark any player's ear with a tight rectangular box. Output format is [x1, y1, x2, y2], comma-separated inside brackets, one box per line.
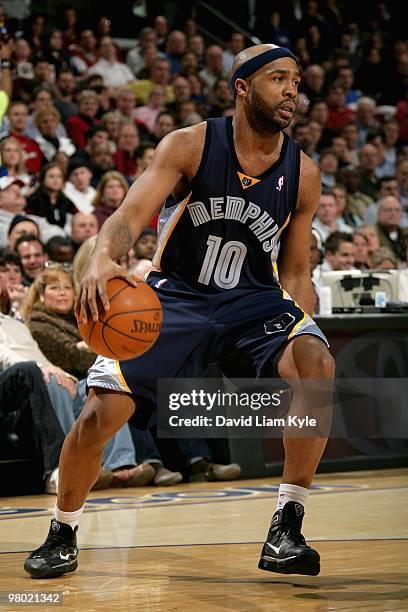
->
[235, 78, 249, 99]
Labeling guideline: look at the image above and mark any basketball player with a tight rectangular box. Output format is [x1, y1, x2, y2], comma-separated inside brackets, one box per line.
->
[25, 45, 334, 579]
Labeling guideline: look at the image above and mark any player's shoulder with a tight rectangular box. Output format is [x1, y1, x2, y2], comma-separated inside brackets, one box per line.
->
[299, 150, 320, 183]
[153, 121, 208, 178]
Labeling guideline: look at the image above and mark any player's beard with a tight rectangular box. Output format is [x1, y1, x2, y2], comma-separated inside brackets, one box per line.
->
[247, 85, 292, 134]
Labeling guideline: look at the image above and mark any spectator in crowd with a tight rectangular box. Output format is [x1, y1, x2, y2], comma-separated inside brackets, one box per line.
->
[93, 170, 129, 228]
[326, 83, 355, 133]
[0, 249, 26, 318]
[324, 231, 355, 271]
[340, 121, 360, 165]
[364, 175, 402, 226]
[70, 212, 98, 252]
[115, 89, 138, 124]
[358, 144, 381, 200]
[23, 267, 95, 380]
[371, 247, 398, 270]
[14, 235, 48, 286]
[7, 216, 40, 250]
[65, 90, 100, 148]
[223, 32, 245, 73]
[312, 190, 353, 241]
[355, 97, 379, 146]
[0, 177, 27, 248]
[87, 36, 134, 88]
[359, 224, 381, 264]
[12, 38, 35, 82]
[331, 183, 359, 228]
[69, 125, 109, 167]
[165, 30, 187, 75]
[0, 137, 31, 187]
[375, 196, 408, 261]
[27, 87, 68, 141]
[34, 107, 76, 162]
[153, 14, 169, 51]
[301, 64, 325, 104]
[152, 111, 176, 143]
[335, 65, 360, 104]
[26, 163, 77, 233]
[89, 142, 115, 186]
[199, 45, 226, 91]
[70, 29, 99, 75]
[188, 34, 205, 68]
[134, 44, 160, 80]
[44, 29, 76, 76]
[339, 165, 374, 223]
[54, 69, 77, 122]
[45, 236, 74, 264]
[101, 111, 121, 147]
[134, 85, 166, 133]
[133, 227, 157, 262]
[353, 231, 370, 269]
[130, 57, 173, 105]
[381, 120, 400, 176]
[319, 150, 339, 189]
[133, 143, 156, 181]
[208, 78, 233, 118]
[64, 161, 96, 214]
[126, 27, 158, 77]
[112, 123, 140, 181]
[5, 101, 43, 175]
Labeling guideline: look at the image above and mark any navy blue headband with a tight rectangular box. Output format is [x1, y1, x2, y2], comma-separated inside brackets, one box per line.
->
[230, 47, 298, 97]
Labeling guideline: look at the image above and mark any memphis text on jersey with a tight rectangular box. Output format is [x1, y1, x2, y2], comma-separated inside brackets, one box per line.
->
[187, 196, 281, 253]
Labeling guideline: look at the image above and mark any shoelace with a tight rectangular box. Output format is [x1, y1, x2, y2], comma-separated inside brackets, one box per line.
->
[274, 514, 306, 547]
[32, 533, 75, 557]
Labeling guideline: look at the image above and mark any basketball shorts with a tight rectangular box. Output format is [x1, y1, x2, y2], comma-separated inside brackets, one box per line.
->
[87, 272, 329, 404]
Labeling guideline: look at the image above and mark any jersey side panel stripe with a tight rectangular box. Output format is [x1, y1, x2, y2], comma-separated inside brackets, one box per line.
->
[153, 192, 192, 270]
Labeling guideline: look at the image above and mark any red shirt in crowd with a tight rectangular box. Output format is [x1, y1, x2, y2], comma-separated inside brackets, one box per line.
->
[65, 114, 100, 148]
[10, 132, 43, 175]
[112, 149, 138, 178]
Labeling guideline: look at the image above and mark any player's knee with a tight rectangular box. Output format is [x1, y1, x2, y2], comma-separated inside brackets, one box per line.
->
[293, 337, 335, 379]
[72, 409, 106, 450]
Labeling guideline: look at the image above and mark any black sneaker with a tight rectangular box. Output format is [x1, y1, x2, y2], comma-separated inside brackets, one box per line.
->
[24, 519, 78, 579]
[258, 502, 320, 576]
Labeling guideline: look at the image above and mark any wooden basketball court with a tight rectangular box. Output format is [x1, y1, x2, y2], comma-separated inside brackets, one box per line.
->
[1, 468, 407, 611]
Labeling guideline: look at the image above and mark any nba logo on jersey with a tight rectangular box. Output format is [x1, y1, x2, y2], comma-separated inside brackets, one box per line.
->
[276, 176, 285, 192]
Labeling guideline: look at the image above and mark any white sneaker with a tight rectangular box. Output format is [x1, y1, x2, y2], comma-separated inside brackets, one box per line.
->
[45, 468, 59, 494]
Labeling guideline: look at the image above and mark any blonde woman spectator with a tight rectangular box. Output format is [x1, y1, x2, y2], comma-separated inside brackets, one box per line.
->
[34, 107, 76, 162]
[0, 137, 31, 190]
[93, 170, 128, 228]
[359, 224, 381, 267]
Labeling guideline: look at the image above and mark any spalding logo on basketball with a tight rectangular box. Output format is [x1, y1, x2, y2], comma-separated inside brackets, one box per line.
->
[77, 278, 163, 361]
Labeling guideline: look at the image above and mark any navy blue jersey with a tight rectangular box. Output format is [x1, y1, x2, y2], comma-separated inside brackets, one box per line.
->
[153, 116, 301, 292]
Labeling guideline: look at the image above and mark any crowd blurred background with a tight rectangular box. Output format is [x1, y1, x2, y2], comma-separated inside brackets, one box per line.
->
[0, 0, 407, 493]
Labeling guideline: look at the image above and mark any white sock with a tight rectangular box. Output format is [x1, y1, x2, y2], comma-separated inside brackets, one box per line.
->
[54, 504, 85, 530]
[277, 483, 309, 510]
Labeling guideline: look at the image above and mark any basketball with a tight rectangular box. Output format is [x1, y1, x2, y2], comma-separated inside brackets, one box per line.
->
[77, 278, 163, 360]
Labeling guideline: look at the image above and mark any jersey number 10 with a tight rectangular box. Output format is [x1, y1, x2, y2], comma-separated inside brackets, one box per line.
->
[198, 235, 247, 289]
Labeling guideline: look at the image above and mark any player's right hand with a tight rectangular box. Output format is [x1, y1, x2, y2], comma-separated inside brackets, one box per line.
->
[76, 254, 137, 323]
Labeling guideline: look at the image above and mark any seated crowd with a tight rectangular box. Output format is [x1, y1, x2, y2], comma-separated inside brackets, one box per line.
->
[0, 2, 407, 493]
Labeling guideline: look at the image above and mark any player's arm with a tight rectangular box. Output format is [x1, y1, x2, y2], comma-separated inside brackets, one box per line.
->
[277, 153, 321, 316]
[78, 126, 203, 323]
